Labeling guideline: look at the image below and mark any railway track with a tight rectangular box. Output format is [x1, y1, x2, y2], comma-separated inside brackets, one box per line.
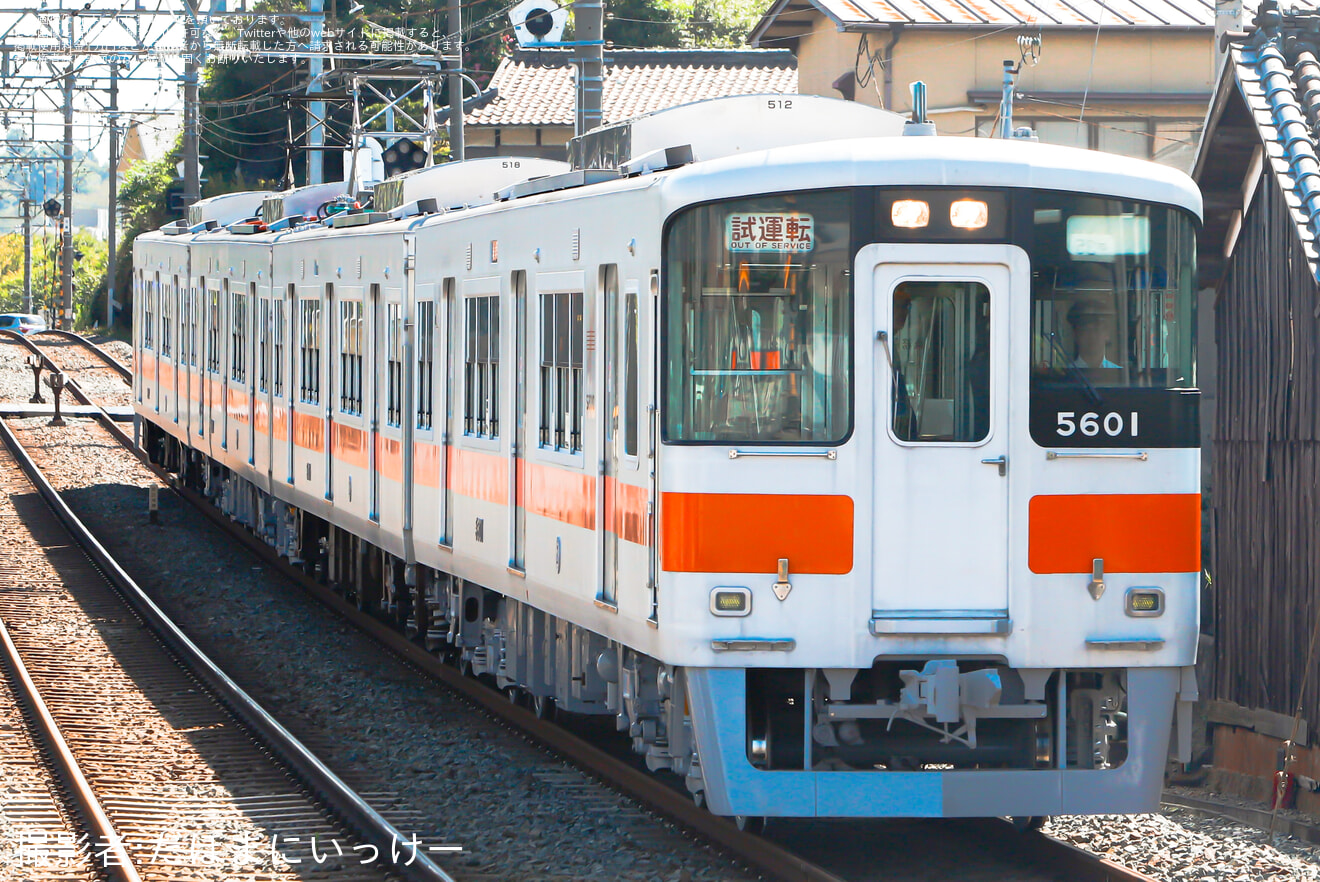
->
[0, 404, 455, 880]
[3, 330, 1160, 882]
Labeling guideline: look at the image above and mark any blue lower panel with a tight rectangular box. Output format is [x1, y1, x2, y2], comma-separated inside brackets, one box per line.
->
[686, 666, 1178, 819]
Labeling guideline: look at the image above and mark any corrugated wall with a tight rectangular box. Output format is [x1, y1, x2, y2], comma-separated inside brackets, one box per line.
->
[1213, 172, 1320, 735]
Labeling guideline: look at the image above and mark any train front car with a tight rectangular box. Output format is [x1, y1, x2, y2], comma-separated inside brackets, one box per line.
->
[657, 137, 1201, 822]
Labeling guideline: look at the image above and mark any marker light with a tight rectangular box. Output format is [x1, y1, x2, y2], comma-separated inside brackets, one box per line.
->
[1125, 587, 1164, 617]
[891, 200, 930, 229]
[950, 199, 989, 230]
[710, 587, 752, 617]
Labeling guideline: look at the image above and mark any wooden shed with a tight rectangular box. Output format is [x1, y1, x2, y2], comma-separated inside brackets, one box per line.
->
[1195, 0, 1320, 808]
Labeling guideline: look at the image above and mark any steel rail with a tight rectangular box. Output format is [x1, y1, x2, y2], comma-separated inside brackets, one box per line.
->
[30, 328, 134, 383]
[0, 614, 142, 882]
[12, 326, 1162, 882]
[0, 409, 455, 882]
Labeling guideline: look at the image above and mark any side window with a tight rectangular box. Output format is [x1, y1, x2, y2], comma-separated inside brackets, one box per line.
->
[386, 302, 403, 427]
[230, 287, 248, 384]
[273, 295, 287, 398]
[624, 289, 639, 457]
[464, 294, 499, 438]
[416, 299, 434, 429]
[207, 287, 221, 374]
[144, 276, 156, 349]
[890, 281, 990, 443]
[300, 298, 322, 405]
[539, 291, 584, 453]
[339, 299, 364, 415]
[258, 297, 270, 393]
[161, 279, 174, 358]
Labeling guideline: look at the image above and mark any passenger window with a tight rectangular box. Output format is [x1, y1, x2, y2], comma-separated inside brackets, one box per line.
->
[664, 191, 851, 443]
[890, 281, 990, 443]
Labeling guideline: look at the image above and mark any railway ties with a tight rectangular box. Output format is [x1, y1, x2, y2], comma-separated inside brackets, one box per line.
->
[0, 423, 445, 881]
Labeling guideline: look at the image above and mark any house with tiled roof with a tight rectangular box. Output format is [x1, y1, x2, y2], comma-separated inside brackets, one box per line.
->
[1192, 0, 1320, 813]
[750, 0, 1215, 169]
[463, 48, 797, 159]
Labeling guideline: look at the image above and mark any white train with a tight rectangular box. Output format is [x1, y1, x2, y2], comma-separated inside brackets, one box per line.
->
[134, 94, 1202, 827]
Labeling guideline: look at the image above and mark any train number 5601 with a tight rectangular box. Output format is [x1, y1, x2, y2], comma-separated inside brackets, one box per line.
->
[1056, 411, 1139, 438]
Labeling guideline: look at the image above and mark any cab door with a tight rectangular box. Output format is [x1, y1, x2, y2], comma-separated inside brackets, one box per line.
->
[865, 244, 1025, 633]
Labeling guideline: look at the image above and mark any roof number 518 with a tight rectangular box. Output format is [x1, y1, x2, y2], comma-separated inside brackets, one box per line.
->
[1057, 411, 1139, 438]
[767, 99, 793, 110]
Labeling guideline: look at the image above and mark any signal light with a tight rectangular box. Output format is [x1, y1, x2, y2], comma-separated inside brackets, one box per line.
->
[381, 137, 428, 178]
[43, 198, 62, 219]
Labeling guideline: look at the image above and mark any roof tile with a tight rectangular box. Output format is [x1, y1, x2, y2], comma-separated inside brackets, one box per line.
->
[466, 49, 797, 128]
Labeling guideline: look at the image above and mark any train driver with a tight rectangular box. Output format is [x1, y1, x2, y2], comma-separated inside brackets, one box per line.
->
[1067, 299, 1120, 369]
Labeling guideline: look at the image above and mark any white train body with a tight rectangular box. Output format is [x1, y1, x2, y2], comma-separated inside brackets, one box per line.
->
[134, 96, 1202, 820]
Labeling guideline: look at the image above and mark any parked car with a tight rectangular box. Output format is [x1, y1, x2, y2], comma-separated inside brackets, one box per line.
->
[0, 313, 47, 335]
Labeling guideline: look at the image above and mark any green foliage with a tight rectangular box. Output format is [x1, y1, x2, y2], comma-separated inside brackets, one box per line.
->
[0, 229, 108, 329]
[655, 0, 770, 48]
[607, 0, 769, 48]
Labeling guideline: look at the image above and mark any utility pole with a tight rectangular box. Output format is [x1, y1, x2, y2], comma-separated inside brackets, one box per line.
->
[61, 68, 74, 331]
[183, 0, 201, 208]
[107, 65, 119, 329]
[575, 0, 604, 136]
[21, 192, 32, 314]
[308, 0, 325, 183]
[448, 0, 464, 161]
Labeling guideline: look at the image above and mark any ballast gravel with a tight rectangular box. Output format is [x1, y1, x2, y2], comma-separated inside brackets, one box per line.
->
[1046, 809, 1320, 881]
[29, 335, 133, 407]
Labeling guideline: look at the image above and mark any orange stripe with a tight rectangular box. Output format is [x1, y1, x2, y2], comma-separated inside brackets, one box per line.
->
[334, 422, 369, 469]
[228, 387, 249, 424]
[661, 493, 854, 574]
[254, 399, 270, 434]
[1028, 494, 1201, 574]
[377, 435, 404, 483]
[449, 446, 507, 505]
[523, 458, 595, 529]
[293, 410, 325, 452]
[606, 476, 648, 545]
[415, 442, 440, 488]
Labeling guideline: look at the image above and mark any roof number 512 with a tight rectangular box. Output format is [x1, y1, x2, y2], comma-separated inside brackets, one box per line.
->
[767, 99, 793, 110]
[1057, 411, 1139, 438]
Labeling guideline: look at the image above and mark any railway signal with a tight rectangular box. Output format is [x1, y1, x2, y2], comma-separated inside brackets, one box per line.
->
[381, 138, 428, 178]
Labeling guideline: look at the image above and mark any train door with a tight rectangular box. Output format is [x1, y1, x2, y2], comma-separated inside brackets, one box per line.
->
[864, 244, 1022, 629]
[646, 271, 660, 622]
[248, 283, 258, 465]
[171, 278, 181, 423]
[439, 277, 455, 546]
[257, 293, 271, 475]
[281, 289, 294, 486]
[370, 283, 382, 520]
[152, 273, 162, 411]
[324, 283, 335, 501]
[510, 270, 527, 571]
[598, 265, 619, 606]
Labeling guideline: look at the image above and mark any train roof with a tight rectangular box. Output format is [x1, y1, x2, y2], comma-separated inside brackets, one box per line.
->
[657, 134, 1204, 221]
[138, 133, 1202, 252]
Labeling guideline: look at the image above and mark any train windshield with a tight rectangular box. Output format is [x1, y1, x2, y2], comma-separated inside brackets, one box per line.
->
[1028, 195, 1198, 447]
[663, 191, 852, 443]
